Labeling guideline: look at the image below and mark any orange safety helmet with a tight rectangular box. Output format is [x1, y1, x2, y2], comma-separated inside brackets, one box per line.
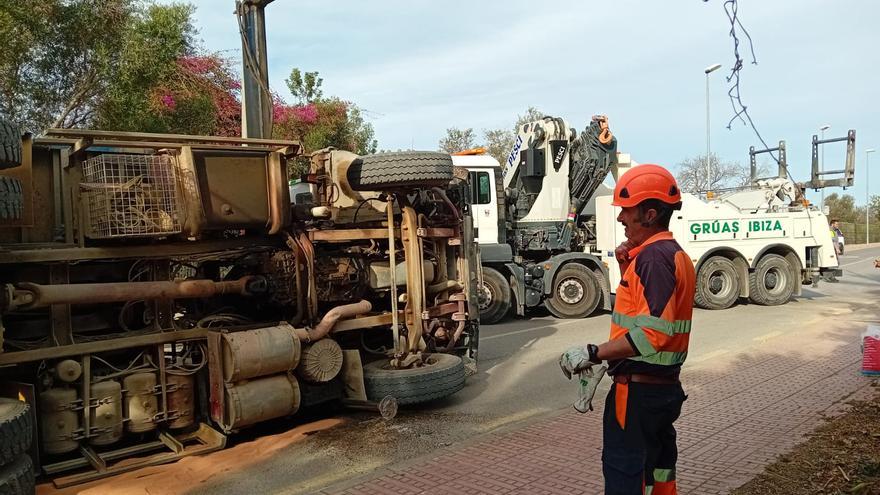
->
[612, 164, 682, 209]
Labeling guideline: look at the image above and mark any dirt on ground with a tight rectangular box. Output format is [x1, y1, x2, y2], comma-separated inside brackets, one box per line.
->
[732, 383, 880, 495]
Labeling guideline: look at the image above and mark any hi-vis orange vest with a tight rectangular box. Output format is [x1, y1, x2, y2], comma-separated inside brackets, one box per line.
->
[610, 231, 696, 371]
[609, 231, 696, 428]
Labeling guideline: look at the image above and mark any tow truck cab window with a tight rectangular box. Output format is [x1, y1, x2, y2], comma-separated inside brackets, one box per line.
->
[469, 171, 491, 204]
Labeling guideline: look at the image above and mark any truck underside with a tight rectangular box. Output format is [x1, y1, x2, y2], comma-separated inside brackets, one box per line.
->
[0, 125, 479, 488]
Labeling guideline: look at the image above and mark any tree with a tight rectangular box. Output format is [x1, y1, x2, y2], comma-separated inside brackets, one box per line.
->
[0, 1, 137, 131]
[675, 153, 755, 193]
[482, 107, 545, 165]
[286, 69, 323, 104]
[438, 127, 477, 153]
[274, 69, 378, 176]
[825, 193, 859, 223]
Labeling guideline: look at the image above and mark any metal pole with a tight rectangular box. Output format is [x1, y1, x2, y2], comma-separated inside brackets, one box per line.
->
[821, 128, 825, 209]
[868, 149, 876, 244]
[706, 72, 711, 190]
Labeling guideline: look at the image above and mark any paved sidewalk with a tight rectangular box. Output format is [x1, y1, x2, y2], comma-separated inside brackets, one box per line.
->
[321, 322, 876, 495]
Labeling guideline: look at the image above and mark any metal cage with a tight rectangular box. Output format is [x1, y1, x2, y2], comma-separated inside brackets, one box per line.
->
[80, 154, 181, 239]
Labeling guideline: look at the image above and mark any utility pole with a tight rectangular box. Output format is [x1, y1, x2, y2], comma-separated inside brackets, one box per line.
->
[237, 0, 275, 139]
[868, 148, 876, 244]
[704, 64, 722, 191]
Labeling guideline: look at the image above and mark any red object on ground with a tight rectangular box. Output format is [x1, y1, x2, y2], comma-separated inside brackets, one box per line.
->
[862, 335, 880, 375]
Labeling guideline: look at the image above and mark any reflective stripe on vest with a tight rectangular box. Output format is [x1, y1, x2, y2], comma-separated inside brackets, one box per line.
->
[612, 311, 690, 365]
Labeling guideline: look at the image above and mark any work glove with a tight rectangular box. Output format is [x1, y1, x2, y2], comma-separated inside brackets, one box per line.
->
[559, 344, 605, 413]
[573, 363, 607, 413]
[558, 344, 601, 379]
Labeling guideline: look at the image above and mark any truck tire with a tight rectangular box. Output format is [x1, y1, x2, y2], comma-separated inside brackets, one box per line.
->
[347, 152, 454, 191]
[0, 455, 34, 495]
[478, 267, 511, 324]
[363, 353, 465, 405]
[749, 254, 795, 306]
[694, 256, 740, 310]
[0, 117, 22, 170]
[0, 398, 33, 466]
[0, 176, 24, 221]
[545, 263, 601, 319]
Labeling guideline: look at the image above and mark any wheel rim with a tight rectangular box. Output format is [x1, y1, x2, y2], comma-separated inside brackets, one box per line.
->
[708, 269, 733, 298]
[557, 277, 585, 305]
[477, 282, 494, 311]
[763, 267, 786, 294]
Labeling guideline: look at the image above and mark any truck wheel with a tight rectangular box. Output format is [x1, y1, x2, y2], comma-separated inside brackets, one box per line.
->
[0, 176, 24, 221]
[0, 117, 22, 170]
[545, 263, 601, 319]
[0, 455, 34, 495]
[0, 398, 33, 466]
[346, 151, 454, 191]
[749, 254, 795, 306]
[363, 353, 465, 405]
[694, 256, 740, 310]
[478, 267, 511, 324]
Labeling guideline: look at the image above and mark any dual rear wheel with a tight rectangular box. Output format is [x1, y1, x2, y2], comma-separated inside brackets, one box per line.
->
[695, 254, 796, 310]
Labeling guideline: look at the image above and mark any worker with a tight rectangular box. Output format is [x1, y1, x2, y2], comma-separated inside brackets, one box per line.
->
[560, 164, 695, 495]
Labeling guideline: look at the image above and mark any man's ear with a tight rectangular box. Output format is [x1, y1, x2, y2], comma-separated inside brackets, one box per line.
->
[640, 208, 659, 227]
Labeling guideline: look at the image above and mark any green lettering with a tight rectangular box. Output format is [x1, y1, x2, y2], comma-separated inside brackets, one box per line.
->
[721, 223, 731, 233]
[690, 223, 701, 235]
[702, 224, 711, 234]
[773, 220, 782, 230]
[732, 221, 740, 233]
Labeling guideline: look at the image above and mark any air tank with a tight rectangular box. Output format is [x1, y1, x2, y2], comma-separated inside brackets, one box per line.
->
[39, 388, 79, 454]
[123, 372, 158, 433]
[166, 373, 195, 429]
[89, 380, 123, 445]
[224, 374, 300, 430]
[221, 324, 301, 383]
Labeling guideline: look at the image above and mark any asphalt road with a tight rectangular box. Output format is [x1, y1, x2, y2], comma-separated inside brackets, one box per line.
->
[42, 246, 880, 495]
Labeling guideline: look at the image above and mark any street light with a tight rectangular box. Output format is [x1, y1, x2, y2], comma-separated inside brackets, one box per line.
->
[704, 63, 722, 191]
[819, 124, 831, 209]
[868, 148, 876, 245]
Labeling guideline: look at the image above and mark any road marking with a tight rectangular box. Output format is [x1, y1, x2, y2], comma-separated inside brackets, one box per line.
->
[753, 330, 783, 342]
[840, 256, 877, 267]
[688, 348, 729, 363]
[482, 318, 588, 341]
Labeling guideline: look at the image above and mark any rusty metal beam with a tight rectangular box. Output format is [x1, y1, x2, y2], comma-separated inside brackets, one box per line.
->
[44, 128, 300, 149]
[15, 277, 255, 309]
[0, 238, 280, 264]
[0, 328, 208, 366]
[331, 312, 402, 333]
[308, 228, 400, 242]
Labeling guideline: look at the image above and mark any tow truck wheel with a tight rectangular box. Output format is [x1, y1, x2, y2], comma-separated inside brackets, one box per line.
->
[749, 254, 795, 306]
[545, 263, 601, 319]
[478, 267, 511, 325]
[694, 256, 740, 310]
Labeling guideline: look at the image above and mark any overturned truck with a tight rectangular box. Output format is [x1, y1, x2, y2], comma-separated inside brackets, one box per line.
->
[0, 122, 479, 488]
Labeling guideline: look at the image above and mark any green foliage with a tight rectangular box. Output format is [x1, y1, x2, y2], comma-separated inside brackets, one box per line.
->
[275, 68, 378, 169]
[286, 69, 323, 104]
[96, 3, 199, 133]
[438, 127, 477, 153]
[481, 107, 546, 165]
[825, 193, 860, 223]
[0, 1, 136, 131]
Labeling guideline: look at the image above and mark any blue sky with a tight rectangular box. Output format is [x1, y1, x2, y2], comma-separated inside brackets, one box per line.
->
[168, 0, 878, 205]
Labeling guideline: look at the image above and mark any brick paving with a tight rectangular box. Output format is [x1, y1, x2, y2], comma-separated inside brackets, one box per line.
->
[320, 323, 877, 495]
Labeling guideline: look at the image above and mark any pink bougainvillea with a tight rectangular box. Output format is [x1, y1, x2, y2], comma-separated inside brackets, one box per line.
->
[160, 94, 176, 110]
